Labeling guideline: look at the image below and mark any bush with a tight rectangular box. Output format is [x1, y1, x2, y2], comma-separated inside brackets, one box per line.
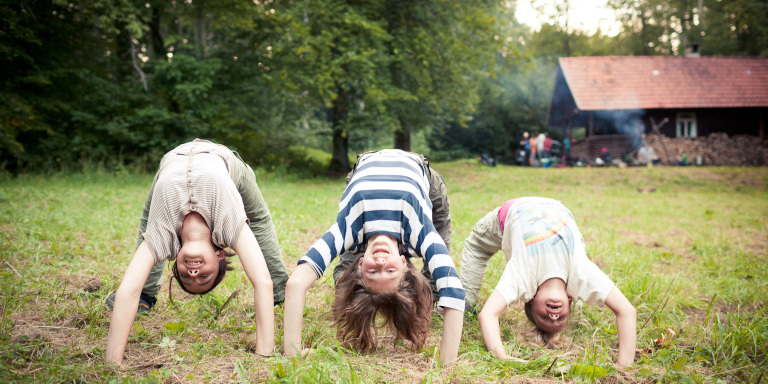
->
[284, 146, 333, 177]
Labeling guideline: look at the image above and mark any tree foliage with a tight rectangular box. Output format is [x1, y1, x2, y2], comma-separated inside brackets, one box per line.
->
[0, 0, 765, 174]
[608, 0, 768, 56]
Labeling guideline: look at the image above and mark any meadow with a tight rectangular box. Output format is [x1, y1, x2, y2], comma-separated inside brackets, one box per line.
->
[1, 161, 766, 383]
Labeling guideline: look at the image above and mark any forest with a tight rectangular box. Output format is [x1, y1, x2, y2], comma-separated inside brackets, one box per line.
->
[1, 0, 767, 175]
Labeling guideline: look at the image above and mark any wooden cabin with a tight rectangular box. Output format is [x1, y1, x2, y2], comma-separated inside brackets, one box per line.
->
[546, 55, 768, 160]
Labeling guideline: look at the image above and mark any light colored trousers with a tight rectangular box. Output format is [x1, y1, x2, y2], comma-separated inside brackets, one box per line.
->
[459, 208, 505, 308]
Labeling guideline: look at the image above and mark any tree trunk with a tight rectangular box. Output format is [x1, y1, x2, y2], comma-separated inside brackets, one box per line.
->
[328, 89, 351, 176]
[640, 11, 649, 55]
[388, 9, 412, 152]
[392, 59, 411, 151]
[394, 116, 411, 151]
[149, 7, 166, 61]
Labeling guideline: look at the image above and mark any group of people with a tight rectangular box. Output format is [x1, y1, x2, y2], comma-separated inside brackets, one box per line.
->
[106, 139, 636, 368]
[519, 132, 569, 168]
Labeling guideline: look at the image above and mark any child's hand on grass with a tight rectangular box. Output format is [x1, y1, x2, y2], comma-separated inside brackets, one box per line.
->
[285, 347, 313, 357]
[490, 345, 526, 362]
[502, 355, 527, 363]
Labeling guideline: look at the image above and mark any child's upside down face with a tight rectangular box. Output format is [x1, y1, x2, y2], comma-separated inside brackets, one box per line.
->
[357, 234, 407, 293]
[529, 278, 573, 333]
[176, 239, 223, 293]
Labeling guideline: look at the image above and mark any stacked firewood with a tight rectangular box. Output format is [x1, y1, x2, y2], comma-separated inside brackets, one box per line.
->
[644, 132, 768, 166]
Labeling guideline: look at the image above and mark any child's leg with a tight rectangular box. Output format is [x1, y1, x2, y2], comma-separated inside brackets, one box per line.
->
[232, 154, 289, 304]
[137, 175, 163, 298]
[425, 162, 451, 251]
[142, 262, 165, 297]
[459, 208, 504, 308]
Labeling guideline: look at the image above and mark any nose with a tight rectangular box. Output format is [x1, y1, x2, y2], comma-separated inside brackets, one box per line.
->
[549, 313, 559, 320]
[189, 268, 199, 276]
[374, 257, 385, 265]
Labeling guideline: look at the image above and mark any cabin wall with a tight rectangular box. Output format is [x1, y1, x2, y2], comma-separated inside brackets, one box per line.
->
[641, 108, 766, 137]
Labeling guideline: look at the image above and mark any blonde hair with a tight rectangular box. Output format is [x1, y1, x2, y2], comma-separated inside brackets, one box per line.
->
[523, 301, 570, 348]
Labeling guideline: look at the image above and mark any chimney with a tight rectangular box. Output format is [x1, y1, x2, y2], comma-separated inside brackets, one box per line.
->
[684, 43, 700, 58]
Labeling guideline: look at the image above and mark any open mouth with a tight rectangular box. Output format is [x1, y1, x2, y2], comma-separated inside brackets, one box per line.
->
[185, 260, 203, 267]
[546, 302, 563, 311]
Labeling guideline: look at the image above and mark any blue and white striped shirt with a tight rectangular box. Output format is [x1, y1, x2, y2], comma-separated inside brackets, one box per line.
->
[298, 150, 465, 311]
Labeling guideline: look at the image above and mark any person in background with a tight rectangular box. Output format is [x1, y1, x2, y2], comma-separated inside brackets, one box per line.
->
[535, 132, 546, 161]
[637, 142, 659, 165]
[541, 133, 553, 167]
[519, 132, 531, 166]
[542, 133, 553, 160]
[598, 147, 613, 166]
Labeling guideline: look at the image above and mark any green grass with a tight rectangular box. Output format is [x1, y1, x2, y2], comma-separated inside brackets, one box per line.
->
[1, 163, 767, 383]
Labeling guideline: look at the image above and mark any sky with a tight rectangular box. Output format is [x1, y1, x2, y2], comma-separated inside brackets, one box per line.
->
[514, 0, 622, 36]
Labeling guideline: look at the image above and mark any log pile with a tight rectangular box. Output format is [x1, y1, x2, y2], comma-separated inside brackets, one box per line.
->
[644, 132, 768, 166]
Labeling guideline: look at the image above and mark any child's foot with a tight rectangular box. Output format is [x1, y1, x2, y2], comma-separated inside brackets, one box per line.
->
[138, 293, 157, 314]
[106, 293, 157, 315]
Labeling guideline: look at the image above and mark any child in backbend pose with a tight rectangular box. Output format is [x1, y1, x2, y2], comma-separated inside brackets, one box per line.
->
[283, 149, 465, 364]
[106, 139, 288, 363]
[460, 197, 636, 367]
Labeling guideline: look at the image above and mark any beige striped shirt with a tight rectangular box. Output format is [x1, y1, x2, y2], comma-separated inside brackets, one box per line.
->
[141, 140, 249, 264]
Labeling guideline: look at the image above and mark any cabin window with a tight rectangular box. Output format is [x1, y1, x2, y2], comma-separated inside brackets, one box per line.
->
[676, 113, 697, 138]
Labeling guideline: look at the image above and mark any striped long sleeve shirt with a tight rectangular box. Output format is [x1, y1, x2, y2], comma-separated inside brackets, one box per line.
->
[298, 150, 465, 311]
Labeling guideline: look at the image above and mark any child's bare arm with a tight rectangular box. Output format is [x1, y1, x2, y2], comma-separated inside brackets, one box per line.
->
[105, 242, 155, 363]
[234, 230, 275, 356]
[478, 291, 517, 360]
[605, 286, 637, 367]
[283, 264, 318, 356]
[440, 308, 463, 364]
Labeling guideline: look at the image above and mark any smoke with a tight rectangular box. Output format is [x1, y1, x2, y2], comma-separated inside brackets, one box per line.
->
[595, 109, 645, 147]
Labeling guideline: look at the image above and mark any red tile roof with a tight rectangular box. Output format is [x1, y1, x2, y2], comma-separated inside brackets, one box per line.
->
[559, 56, 768, 110]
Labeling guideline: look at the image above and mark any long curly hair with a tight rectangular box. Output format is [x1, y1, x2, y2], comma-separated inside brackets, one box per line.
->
[332, 256, 434, 351]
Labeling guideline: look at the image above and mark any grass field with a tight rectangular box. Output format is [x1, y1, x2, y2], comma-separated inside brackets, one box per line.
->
[1, 162, 767, 383]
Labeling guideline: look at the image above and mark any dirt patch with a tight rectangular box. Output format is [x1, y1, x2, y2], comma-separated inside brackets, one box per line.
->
[744, 241, 768, 260]
[8, 304, 104, 360]
[0, 224, 16, 235]
[616, 227, 696, 267]
[625, 230, 663, 249]
[55, 274, 105, 295]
